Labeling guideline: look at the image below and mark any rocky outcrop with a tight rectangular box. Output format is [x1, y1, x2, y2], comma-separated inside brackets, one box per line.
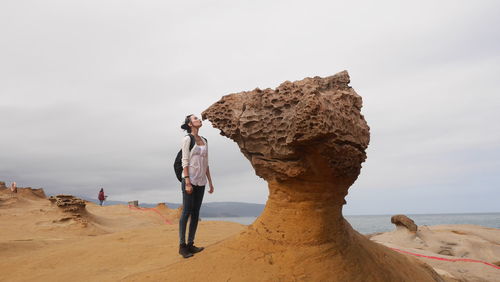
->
[391, 214, 418, 232]
[155, 203, 169, 209]
[146, 71, 442, 281]
[0, 184, 47, 208]
[49, 194, 86, 212]
[17, 187, 46, 199]
[0, 184, 46, 199]
[371, 224, 500, 281]
[49, 195, 88, 225]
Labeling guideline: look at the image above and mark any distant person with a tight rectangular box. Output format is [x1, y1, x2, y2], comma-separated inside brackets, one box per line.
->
[10, 182, 17, 193]
[178, 114, 215, 258]
[98, 188, 106, 206]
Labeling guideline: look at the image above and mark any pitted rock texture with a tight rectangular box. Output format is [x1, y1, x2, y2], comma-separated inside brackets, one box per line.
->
[202, 70, 369, 183]
[150, 71, 442, 282]
[49, 194, 86, 213]
[49, 195, 88, 225]
[392, 214, 418, 232]
[203, 71, 371, 243]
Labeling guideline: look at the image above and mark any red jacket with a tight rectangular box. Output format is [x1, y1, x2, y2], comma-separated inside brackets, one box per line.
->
[98, 191, 105, 201]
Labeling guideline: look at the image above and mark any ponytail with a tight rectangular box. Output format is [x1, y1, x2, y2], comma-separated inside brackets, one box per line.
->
[180, 114, 193, 133]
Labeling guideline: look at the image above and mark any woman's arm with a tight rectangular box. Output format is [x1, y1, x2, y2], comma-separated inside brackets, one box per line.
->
[181, 136, 191, 170]
[181, 136, 193, 194]
[206, 166, 214, 194]
[204, 139, 214, 194]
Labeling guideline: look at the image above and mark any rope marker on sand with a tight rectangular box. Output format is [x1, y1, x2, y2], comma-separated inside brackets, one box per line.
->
[390, 247, 500, 270]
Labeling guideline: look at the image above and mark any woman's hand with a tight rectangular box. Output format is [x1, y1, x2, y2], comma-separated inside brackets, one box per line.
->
[185, 180, 193, 194]
[208, 183, 214, 194]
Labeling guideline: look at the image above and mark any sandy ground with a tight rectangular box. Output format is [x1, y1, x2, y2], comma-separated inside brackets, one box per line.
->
[0, 188, 244, 281]
[1, 188, 499, 281]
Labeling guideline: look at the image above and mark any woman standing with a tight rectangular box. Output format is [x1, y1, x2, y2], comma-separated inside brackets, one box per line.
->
[10, 182, 17, 193]
[179, 114, 214, 258]
[98, 188, 106, 206]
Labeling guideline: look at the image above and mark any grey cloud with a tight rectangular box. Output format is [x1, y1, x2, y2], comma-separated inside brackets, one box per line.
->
[1, 0, 499, 213]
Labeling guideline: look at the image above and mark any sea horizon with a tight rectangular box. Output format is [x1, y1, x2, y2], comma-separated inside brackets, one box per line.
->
[202, 212, 500, 234]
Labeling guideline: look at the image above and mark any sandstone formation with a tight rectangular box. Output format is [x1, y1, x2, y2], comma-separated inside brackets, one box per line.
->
[371, 224, 500, 281]
[391, 214, 418, 232]
[141, 71, 442, 281]
[0, 183, 47, 208]
[155, 202, 168, 209]
[49, 194, 88, 225]
[17, 187, 47, 199]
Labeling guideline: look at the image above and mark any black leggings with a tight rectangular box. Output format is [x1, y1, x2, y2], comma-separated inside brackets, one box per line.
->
[178, 179, 205, 244]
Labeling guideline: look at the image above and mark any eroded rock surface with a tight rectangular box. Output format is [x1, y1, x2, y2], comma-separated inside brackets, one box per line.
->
[0, 185, 47, 207]
[203, 70, 369, 183]
[151, 71, 442, 281]
[392, 214, 418, 232]
[49, 195, 88, 225]
[18, 187, 47, 199]
[49, 195, 86, 212]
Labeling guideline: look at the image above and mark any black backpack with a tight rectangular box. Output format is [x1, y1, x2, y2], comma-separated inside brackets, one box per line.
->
[173, 134, 207, 182]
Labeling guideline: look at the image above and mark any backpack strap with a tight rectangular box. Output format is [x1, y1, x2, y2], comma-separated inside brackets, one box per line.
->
[187, 135, 208, 151]
[188, 134, 195, 151]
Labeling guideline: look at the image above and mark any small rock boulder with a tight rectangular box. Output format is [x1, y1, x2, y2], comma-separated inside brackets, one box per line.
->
[391, 214, 418, 232]
[156, 203, 169, 209]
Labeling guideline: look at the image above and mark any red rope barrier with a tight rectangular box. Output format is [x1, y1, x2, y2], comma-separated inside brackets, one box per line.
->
[127, 205, 173, 225]
[390, 247, 500, 270]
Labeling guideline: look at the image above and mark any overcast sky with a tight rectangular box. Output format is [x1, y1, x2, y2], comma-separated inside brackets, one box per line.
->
[1, 0, 499, 215]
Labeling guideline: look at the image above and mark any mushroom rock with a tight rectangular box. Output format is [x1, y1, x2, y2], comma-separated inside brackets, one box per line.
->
[203, 71, 371, 247]
[391, 214, 418, 232]
[142, 71, 442, 281]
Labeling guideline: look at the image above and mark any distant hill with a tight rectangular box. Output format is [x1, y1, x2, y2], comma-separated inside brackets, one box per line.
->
[199, 202, 265, 217]
[76, 196, 264, 217]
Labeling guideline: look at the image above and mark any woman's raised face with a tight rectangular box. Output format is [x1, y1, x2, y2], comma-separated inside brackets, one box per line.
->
[189, 115, 202, 128]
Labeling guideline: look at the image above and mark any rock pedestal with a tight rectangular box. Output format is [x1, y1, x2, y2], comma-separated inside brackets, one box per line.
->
[150, 71, 442, 281]
[203, 71, 370, 247]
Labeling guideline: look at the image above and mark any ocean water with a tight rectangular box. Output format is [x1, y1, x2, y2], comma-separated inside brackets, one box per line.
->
[202, 213, 500, 234]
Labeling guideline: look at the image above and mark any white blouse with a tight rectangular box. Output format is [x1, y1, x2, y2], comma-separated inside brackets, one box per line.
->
[181, 136, 209, 186]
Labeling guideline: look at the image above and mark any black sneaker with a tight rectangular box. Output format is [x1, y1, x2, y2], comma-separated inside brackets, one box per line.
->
[187, 242, 204, 254]
[179, 243, 193, 258]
